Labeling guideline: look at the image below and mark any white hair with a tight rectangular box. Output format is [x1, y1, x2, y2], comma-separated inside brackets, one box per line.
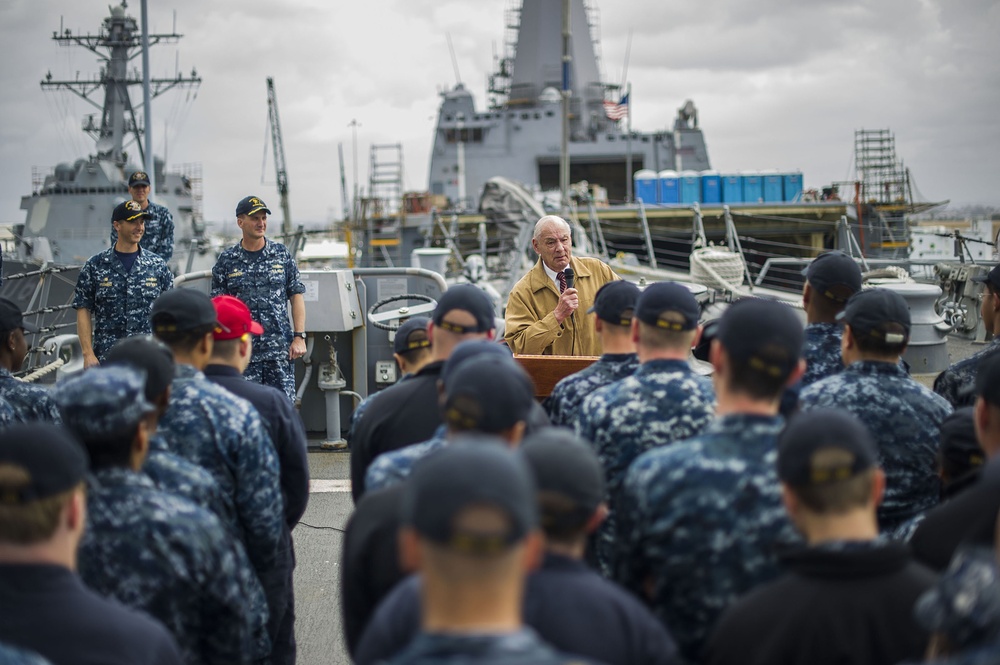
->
[533, 215, 571, 240]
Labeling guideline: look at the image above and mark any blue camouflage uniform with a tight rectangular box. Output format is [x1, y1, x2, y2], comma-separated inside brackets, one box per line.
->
[800, 360, 953, 531]
[0, 367, 61, 425]
[614, 414, 798, 662]
[365, 426, 448, 493]
[384, 629, 594, 665]
[72, 247, 173, 362]
[211, 239, 305, 400]
[157, 363, 289, 641]
[543, 353, 639, 428]
[78, 468, 270, 664]
[0, 398, 17, 430]
[575, 359, 716, 576]
[934, 338, 1000, 408]
[110, 200, 174, 263]
[142, 436, 236, 528]
[801, 322, 844, 386]
[899, 546, 1000, 665]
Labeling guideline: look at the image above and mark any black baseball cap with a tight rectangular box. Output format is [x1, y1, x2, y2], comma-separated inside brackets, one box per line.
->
[717, 298, 804, 379]
[803, 251, 862, 303]
[520, 429, 605, 517]
[236, 195, 271, 217]
[441, 340, 513, 387]
[939, 407, 985, 474]
[443, 355, 535, 434]
[0, 297, 38, 333]
[838, 288, 910, 344]
[972, 264, 1000, 291]
[402, 442, 538, 554]
[128, 171, 150, 187]
[635, 281, 700, 331]
[112, 200, 153, 223]
[587, 280, 640, 326]
[975, 353, 1000, 408]
[393, 317, 431, 355]
[150, 289, 222, 334]
[105, 336, 176, 402]
[0, 424, 88, 505]
[778, 409, 878, 486]
[432, 285, 495, 334]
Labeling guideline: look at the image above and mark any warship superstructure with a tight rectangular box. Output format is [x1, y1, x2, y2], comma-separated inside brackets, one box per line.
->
[427, 0, 710, 206]
[15, 3, 206, 271]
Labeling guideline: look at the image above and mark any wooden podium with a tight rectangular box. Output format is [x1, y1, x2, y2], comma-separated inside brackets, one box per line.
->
[514, 354, 599, 399]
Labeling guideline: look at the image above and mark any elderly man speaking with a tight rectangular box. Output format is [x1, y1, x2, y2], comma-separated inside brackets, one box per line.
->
[505, 215, 618, 356]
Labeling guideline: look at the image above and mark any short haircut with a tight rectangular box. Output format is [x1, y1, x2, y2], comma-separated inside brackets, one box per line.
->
[788, 467, 876, 514]
[727, 347, 793, 400]
[809, 288, 847, 320]
[154, 323, 216, 353]
[638, 319, 695, 351]
[211, 336, 242, 359]
[533, 215, 571, 240]
[537, 490, 591, 544]
[397, 344, 432, 366]
[0, 465, 77, 545]
[78, 428, 138, 472]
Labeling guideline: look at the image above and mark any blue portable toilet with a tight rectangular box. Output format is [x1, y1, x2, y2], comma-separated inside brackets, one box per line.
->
[762, 170, 783, 202]
[742, 170, 763, 203]
[658, 170, 679, 203]
[782, 171, 803, 202]
[721, 172, 743, 203]
[634, 169, 658, 204]
[700, 170, 721, 204]
[680, 170, 701, 203]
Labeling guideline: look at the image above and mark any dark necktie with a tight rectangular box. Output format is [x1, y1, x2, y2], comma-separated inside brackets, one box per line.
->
[557, 271, 567, 294]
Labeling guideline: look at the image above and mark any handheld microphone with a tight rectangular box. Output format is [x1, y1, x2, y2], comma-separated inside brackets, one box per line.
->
[563, 266, 575, 291]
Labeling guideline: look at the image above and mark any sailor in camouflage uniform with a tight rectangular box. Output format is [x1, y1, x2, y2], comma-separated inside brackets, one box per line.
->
[150, 289, 290, 655]
[104, 336, 235, 527]
[0, 298, 60, 424]
[800, 288, 952, 532]
[935, 264, 1000, 408]
[799, 251, 862, 386]
[54, 366, 271, 664]
[211, 196, 306, 400]
[109, 171, 175, 262]
[543, 280, 640, 428]
[365, 345, 534, 493]
[613, 297, 805, 662]
[74, 200, 173, 367]
[576, 282, 716, 576]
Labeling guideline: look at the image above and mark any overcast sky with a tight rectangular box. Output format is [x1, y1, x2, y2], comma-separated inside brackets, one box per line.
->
[2, 0, 998, 228]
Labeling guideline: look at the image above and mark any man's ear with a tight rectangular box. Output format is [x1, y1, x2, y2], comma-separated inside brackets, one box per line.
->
[398, 527, 422, 574]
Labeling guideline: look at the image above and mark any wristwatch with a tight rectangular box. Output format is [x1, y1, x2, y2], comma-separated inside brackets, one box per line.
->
[292, 332, 307, 339]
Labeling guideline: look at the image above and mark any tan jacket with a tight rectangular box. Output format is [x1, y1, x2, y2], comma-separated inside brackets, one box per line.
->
[504, 256, 618, 356]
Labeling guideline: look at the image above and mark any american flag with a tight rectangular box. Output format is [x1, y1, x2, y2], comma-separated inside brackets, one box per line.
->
[603, 93, 629, 121]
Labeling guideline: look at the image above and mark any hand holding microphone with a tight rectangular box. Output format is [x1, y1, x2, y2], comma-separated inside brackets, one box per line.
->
[555, 266, 579, 324]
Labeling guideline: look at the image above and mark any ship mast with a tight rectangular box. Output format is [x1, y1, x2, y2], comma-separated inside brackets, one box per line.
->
[41, 2, 201, 169]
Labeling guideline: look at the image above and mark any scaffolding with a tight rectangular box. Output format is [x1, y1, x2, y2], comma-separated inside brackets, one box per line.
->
[854, 129, 912, 205]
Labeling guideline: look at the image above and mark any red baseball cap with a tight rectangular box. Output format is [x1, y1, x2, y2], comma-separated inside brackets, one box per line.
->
[212, 295, 264, 340]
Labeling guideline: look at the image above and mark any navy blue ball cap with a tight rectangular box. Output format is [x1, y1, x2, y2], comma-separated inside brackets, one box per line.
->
[635, 281, 700, 331]
[0, 424, 87, 505]
[972, 264, 1000, 291]
[236, 195, 271, 217]
[393, 317, 431, 355]
[403, 442, 538, 554]
[0, 297, 38, 333]
[587, 280, 640, 326]
[112, 200, 153, 223]
[128, 171, 150, 187]
[443, 355, 535, 433]
[519, 429, 604, 514]
[105, 336, 176, 401]
[432, 285, 495, 334]
[441, 339, 513, 387]
[151, 288, 220, 334]
[837, 288, 911, 344]
[975, 353, 1000, 407]
[915, 547, 1000, 648]
[803, 251, 862, 302]
[778, 408, 878, 486]
[717, 298, 804, 378]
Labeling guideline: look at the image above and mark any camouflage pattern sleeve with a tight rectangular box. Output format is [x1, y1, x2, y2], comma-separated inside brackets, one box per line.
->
[72, 258, 98, 311]
[284, 247, 306, 298]
[0, 370, 62, 425]
[149, 202, 175, 262]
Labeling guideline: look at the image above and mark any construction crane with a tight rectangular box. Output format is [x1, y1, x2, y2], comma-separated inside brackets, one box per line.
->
[266, 77, 292, 235]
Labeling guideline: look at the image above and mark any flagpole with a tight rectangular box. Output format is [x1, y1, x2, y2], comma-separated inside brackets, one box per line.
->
[625, 83, 632, 203]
